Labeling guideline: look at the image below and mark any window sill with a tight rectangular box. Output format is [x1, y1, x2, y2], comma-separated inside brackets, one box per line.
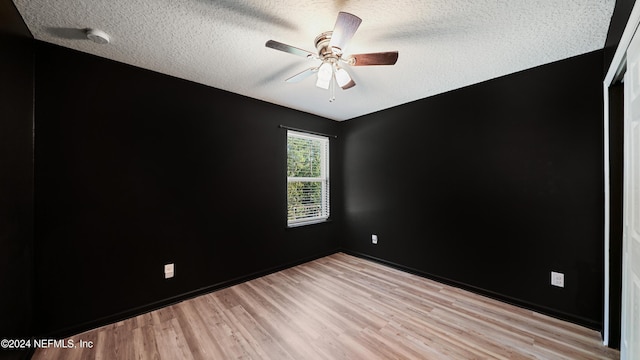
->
[287, 218, 332, 229]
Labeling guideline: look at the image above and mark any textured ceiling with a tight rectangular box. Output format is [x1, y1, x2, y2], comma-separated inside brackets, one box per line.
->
[13, 0, 615, 121]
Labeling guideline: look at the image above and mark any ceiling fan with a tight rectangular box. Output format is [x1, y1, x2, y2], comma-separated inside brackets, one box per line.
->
[265, 12, 398, 102]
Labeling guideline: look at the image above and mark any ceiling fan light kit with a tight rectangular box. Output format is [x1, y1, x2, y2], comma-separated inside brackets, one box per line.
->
[266, 12, 398, 102]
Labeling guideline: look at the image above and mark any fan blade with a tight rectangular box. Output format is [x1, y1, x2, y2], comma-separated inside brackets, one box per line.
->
[341, 80, 355, 89]
[265, 40, 316, 59]
[329, 12, 362, 52]
[347, 51, 398, 66]
[285, 67, 318, 83]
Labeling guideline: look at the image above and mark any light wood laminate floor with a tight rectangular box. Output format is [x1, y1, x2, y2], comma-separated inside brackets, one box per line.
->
[33, 252, 619, 359]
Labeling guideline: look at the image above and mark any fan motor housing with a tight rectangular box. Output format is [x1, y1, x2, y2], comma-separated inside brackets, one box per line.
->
[315, 31, 339, 59]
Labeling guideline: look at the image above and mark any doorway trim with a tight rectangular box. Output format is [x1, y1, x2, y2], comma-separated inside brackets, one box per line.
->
[604, 1, 640, 346]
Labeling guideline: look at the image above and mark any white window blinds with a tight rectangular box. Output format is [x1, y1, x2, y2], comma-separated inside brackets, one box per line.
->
[287, 130, 330, 226]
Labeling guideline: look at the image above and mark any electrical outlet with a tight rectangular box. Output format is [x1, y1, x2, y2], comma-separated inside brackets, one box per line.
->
[164, 263, 174, 279]
[551, 271, 564, 288]
[371, 234, 378, 244]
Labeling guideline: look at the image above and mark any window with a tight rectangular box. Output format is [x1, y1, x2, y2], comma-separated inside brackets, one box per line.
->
[287, 130, 330, 226]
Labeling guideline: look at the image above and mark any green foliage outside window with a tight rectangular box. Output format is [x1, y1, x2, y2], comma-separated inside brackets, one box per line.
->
[287, 136, 321, 177]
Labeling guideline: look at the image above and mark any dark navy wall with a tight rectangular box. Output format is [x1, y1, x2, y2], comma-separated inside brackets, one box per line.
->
[341, 50, 605, 329]
[0, 1, 34, 359]
[34, 42, 342, 336]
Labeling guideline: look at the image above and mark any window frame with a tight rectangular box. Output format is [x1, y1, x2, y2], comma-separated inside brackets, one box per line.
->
[286, 130, 330, 227]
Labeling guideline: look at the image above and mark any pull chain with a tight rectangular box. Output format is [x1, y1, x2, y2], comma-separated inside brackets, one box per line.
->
[329, 67, 336, 102]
